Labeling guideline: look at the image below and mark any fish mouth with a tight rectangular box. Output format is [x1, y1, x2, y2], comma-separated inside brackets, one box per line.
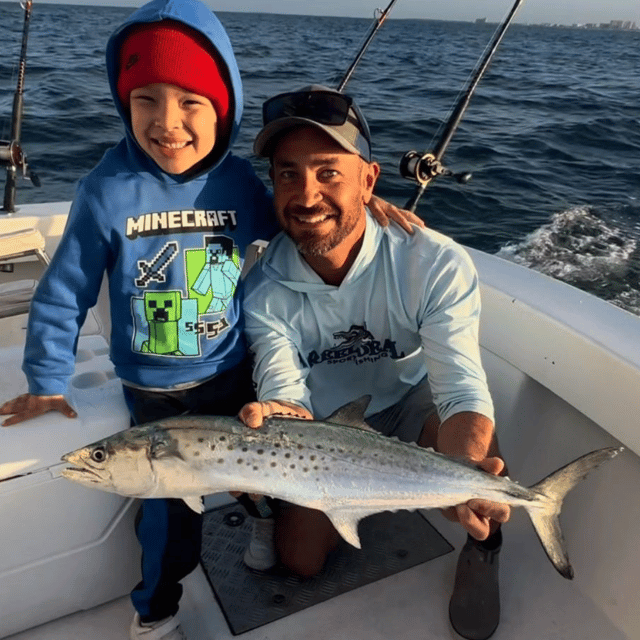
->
[60, 467, 103, 485]
[60, 466, 104, 484]
[60, 453, 104, 484]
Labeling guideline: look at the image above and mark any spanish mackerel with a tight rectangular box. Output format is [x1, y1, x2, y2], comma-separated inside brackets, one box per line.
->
[61, 397, 623, 579]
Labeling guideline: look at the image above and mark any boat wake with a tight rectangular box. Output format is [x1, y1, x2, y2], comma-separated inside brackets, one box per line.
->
[497, 205, 640, 315]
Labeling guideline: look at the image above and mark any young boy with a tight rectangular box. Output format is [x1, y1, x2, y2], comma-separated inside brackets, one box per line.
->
[0, 1, 419, 637]
[1, 2, 276, 638]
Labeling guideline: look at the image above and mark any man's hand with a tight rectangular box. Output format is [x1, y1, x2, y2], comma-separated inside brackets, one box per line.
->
[441, 456, 511, 540]
[239, 400, 312, 429]
[432, 412, 511, 540]
[1, 393, 77, 427]
[368, 195, 425, 234]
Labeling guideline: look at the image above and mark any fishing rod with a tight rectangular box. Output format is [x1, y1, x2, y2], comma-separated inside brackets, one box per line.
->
[1, 0, 40, 214]
[400, 0, 526, 212]
[336, 0, 400, 92]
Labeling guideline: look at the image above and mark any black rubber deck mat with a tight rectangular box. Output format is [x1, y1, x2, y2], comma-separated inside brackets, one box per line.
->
[200, 502, 454, 635]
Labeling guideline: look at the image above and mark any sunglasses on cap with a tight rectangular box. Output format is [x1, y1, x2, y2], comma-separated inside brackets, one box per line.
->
[262, 89, 372, 141]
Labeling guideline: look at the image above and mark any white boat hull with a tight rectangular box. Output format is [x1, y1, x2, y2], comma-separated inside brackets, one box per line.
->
[1, 202, 638, 639]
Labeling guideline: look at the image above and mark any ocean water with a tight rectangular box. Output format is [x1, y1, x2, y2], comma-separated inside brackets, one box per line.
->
[1, 3, 639, 314]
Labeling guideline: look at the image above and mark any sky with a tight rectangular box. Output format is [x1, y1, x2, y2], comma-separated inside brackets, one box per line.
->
[17, 0, 640, 26]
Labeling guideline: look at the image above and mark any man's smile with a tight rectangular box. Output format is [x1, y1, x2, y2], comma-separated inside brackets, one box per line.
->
[293, 213, 331, 224]
[287, 205, 337, 228]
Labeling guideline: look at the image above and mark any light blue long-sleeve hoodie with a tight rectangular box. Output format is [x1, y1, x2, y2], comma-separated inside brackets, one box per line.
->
[244, 212, 494, 423]
[23, 0, 278, 394]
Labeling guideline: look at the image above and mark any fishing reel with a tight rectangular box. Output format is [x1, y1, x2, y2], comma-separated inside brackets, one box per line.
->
[0, 140, 40, 187]
[399, 150, 472, 187]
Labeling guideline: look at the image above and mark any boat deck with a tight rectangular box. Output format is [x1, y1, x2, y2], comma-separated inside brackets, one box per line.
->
[2, 204, 638, 640]
[6, 507, 628, 640]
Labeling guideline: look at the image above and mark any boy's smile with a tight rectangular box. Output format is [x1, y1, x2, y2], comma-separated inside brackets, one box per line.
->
[130, 83, 218, 175]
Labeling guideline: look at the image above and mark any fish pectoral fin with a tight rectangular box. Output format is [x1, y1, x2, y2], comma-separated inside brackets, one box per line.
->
[325, 508, 378, 549]
[183, 496, 204, 513]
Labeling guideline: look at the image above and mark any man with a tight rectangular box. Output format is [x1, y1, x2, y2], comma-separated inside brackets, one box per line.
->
[239, 85, 510, 640]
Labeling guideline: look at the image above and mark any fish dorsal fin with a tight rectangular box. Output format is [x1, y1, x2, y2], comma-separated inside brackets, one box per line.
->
[324, 396, 376, 432]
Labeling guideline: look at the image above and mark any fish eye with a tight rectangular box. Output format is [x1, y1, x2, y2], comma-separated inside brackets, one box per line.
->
[91, 446, 108, 463]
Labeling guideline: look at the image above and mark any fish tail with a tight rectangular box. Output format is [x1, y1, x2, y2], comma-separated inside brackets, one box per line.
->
[525, 446, 623, 580]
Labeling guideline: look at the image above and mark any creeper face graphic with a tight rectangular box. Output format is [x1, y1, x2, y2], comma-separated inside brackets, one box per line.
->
[141, 290, 183, 355]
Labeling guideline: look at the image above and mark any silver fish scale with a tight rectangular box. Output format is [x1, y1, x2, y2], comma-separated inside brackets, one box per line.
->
[163, 421, 374, 498]
[159, 415, 528, 510]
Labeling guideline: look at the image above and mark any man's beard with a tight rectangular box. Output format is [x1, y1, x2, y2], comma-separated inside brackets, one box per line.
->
[284, 204, 359, 257]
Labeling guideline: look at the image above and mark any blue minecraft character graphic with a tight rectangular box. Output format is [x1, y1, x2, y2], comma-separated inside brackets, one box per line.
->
[191, 236, 240, 313]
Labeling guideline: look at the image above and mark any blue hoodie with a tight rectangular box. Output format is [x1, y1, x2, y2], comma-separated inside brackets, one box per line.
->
[23, 0, 278, 394]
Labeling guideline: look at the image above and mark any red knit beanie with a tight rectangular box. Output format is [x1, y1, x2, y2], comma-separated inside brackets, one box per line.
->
[117, 20, 231, 136]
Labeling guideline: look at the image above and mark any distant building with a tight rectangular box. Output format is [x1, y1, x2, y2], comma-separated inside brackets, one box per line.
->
[486, 16, 637, 30]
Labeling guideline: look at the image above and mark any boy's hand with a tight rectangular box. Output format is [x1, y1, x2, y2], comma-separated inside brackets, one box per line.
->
[239, 400, 312, 429]
[368, 195, 425, 234]
[0, 393, 77, 427]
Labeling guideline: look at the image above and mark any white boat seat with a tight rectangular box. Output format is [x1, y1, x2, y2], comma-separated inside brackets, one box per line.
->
[0, 227, 50, 265]
[0, 279, 38, 319]
[0, 228, 50, 318]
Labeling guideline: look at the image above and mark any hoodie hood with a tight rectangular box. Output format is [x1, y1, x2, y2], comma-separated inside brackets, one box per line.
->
[105, 0, 243, 180]
[257, 209, 385, 294]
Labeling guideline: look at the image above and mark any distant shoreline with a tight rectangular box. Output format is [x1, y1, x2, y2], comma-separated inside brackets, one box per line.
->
[474, 16, 639, 31]
[0, 1, 638, 32]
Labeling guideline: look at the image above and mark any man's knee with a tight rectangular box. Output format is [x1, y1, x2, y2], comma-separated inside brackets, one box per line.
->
[277, 543, 328, 578]
[417, 411, 440, 449]
[275, 505, 340, 578]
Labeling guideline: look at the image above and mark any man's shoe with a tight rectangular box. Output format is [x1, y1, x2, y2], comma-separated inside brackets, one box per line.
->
[243, 516, 277, 571]
[449, 530, 502, 640]
[130, 613, 187, 640]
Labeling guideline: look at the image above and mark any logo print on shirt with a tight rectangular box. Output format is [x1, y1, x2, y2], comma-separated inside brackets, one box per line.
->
[307, 324, 405, 367]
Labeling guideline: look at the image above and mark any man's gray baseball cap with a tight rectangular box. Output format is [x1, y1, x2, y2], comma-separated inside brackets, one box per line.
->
[254, 85, 372, 162]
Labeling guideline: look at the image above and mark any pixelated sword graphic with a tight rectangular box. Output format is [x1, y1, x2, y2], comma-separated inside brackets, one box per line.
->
[136, 241, 179, 287]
